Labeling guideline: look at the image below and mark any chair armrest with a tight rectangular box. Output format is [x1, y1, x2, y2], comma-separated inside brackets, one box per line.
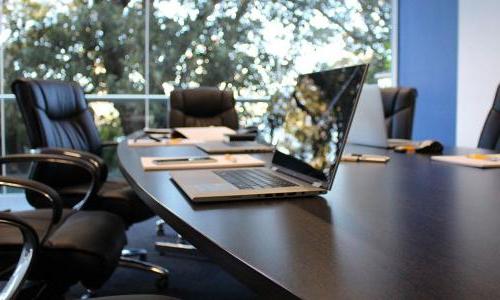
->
[101, 140, 118, 148]
[36, 147, 108, 183]
[0, 212, 39, 300]
[0, 153, 101, 211]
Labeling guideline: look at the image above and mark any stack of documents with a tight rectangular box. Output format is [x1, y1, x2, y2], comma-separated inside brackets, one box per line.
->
[431, 154, 500, 168]
[174, 126, 236, 141]
[128, 126, 236, 147]
[141, 154, 265, 171]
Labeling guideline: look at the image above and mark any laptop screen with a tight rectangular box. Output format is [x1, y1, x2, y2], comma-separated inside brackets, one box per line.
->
[272, 64, 368, 189]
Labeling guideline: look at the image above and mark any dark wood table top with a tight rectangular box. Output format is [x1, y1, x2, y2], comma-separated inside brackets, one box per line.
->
[118, 139, 500, 299]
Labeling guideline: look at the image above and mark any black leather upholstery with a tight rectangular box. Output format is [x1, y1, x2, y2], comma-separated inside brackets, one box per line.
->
[12, 79, 102, 154]
[11, 78, 154, 226]
[0, 209, 126, 290]
[478, 84, 500, 151]
[59, 180, 150, 224]
[169, 87, 239, 130]
[380, 87, 417, 139]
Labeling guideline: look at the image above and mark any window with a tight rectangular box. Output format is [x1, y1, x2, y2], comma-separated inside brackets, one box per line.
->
[0, 0, 393, 153]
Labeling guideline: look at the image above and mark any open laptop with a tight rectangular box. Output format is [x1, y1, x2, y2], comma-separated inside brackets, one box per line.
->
[348, 84, 413, 148]
[170, 64, 369, 202]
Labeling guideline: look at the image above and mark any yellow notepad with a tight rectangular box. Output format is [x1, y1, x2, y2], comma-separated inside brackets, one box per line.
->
[141, 154, 265, 171]
[431, 154, 500, 169]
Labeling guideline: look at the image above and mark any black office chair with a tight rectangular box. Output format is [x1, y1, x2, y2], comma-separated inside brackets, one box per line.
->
[478, 84, 500, 151]
[159, 87, 240, 253]
[11, 79, 152, 224]
[0, 158, 176, 300]
[169, 87, 239, 130]
[0, 153, 127, 298]
[380, 87, 417, 139]
[11, 79, 169, 281]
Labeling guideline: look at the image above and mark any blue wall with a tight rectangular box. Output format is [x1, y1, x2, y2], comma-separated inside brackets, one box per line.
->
[398, 0, 458, 146]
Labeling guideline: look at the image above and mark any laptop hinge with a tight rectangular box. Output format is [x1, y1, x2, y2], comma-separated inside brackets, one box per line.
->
[272, 165, 324, 187]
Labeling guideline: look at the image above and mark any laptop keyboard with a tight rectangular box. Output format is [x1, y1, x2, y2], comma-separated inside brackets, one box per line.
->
[213, 169, 298, 190]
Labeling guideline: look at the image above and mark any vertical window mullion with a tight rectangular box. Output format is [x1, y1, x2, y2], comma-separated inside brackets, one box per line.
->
[0, 0, 6, 183]
[144, 0, 150, 128]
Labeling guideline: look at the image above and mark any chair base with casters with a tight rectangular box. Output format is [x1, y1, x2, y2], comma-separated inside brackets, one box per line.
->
[81, 257, 170, 299]
[121, 247, 148, 261]
[119, 257, 170, 289]
[155, 219, 196, 255]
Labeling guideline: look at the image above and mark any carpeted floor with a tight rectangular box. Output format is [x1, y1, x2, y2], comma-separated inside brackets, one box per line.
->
[69, 217, 259, 299]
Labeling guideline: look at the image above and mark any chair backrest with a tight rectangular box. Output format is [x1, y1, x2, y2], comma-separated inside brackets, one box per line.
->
[478, 84, 500, 151]
[380, 87, 417, 139]
[11, 79, 102, 205]
[11, 78, 102, 155]
[169, 87, 239, 130]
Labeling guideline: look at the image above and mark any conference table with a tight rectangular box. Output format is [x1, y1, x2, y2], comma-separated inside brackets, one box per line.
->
[118, 136, 500, 299]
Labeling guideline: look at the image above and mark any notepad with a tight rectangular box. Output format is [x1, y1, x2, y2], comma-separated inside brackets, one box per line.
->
[174, 126, 236, 141]
[127, 138, 203, 147]
[431, 154, 500, 169]
[141, 154, 265, 171]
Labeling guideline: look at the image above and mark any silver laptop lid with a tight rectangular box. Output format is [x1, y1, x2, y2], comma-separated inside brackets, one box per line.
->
[348, 84, 389, 148]
[271, 64, 369, 190]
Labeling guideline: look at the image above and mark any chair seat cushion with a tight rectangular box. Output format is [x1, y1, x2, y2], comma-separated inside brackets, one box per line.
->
[58, 180, 154, 226]
[0, 209, 127, 289]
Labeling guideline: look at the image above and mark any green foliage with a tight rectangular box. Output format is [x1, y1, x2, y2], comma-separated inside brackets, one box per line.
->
[4, 0, 392, 91]
[3, 0, 392, 141]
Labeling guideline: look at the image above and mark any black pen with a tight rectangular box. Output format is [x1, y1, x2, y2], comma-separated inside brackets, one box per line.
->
[152, 157, 215, 164]
[147, 135, 161, 142]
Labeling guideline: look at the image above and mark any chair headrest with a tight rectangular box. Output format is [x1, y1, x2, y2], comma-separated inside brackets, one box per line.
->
[170, 87, 235, 117]
[13, 79, 88, 120]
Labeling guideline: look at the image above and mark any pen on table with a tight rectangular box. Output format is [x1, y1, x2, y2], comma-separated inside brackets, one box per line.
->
[152, 157, 214, 164]
[147, 135, 161, 142]
[343, 153, 390, 163]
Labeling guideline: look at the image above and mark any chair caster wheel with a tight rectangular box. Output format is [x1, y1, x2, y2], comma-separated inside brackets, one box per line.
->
[156, 276, 169, 289]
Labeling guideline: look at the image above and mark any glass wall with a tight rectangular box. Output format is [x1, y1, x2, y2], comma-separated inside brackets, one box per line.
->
[0, 0, 393, 153]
